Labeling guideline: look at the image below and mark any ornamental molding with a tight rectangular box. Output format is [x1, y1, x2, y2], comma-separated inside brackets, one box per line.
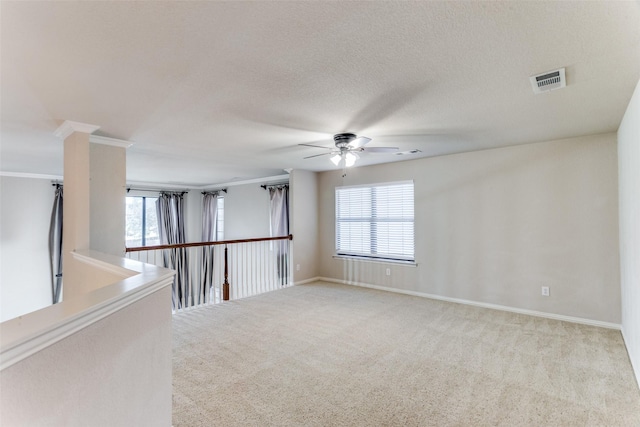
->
[53, 120, 100, 140]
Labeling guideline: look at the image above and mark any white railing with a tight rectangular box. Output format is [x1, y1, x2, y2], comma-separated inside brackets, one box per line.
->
[125, 235, 292, 311]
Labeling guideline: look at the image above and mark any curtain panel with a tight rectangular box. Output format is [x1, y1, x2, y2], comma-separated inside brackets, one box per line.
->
[268, 185, 290, 286]
[200, 192, 219, 304]
[49, 185, 63, 304]
[156, 192, 190, 309]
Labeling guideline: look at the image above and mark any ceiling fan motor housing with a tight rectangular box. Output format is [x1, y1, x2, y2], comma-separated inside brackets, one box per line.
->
[334, 133, 357, 149]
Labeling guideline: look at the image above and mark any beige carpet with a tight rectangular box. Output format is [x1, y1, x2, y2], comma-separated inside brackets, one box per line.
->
[172, 281, 640, 426]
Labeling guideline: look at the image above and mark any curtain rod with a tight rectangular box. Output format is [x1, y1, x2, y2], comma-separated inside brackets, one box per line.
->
[201, 188, 227, 195]
[261, 182, 289, 190]
[126, 187, 190, 194]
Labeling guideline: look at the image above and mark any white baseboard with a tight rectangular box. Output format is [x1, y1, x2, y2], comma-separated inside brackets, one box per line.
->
[293, 276, 322, 286]
[315, 276, 621, 330]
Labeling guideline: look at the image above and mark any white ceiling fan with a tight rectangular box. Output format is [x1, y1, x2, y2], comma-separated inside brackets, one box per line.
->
[301, 133, 400, 167]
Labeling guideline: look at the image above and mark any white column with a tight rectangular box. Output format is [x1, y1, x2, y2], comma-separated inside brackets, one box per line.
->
[89, 135, 130, 257]
[55, 121, 99, 299]
[54, 121, 131, 299]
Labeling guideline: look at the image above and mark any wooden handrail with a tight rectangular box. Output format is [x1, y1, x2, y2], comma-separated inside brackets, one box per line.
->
[125, 234, 293, 253]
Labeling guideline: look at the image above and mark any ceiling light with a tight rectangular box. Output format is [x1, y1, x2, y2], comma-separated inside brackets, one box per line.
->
[330, 154, 342, 166]
[345, 152, 357, 167]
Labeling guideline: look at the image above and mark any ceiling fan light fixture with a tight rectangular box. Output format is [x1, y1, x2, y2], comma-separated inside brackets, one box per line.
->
[345, 151, 357, 167]
[330, 153, 342, 166]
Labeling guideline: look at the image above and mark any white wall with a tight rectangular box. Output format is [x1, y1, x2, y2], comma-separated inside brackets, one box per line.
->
[618, 77, 640, 385]
[224, 183, 271, 239]
[290, 170, 319, 282]
[318, 133, 620, 324]
[0, 176, 53, 322]
[0, 283, 173, 427]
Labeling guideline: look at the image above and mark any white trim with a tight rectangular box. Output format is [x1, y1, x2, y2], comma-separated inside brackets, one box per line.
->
[317, 277, 622, 330]
[126, 181, 191, 191]
[89, 135, 134, 149]
[53, 120, 100, 139]
[336, 179, 414, 190]
[293, 276, 321, 286]
[0, 172, 63, 180]
[0, 252, 174, 371]
[198, 174, 290, 190]
[332, 254, 417, 266]
[125, 174, 291, 191]
[71, 251, 135, 280]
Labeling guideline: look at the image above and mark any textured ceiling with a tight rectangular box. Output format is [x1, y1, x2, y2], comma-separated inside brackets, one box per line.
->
[2, 1, 639, 186]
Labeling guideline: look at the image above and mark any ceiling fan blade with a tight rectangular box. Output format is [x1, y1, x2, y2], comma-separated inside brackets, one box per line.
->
[348, 136, 371, 148]
[303, 152, 333, 159]
[299, 142, 332, 149]
[365, 147, 399, 153]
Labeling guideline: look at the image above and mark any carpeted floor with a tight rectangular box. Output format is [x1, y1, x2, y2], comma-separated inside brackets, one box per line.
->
[172, 281, 640, 426]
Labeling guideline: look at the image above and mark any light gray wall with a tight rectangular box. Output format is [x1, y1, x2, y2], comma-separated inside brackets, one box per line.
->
[90, 143, 126, 256]
[318, 133, 620, 324]
[224, 183, 271, 240]
[290, 170, 319, 282]
[184, 191, 201, 243]
[618, 77, 640, 384]
[0, 176, 53, 322]
[62, 131, 91, 298]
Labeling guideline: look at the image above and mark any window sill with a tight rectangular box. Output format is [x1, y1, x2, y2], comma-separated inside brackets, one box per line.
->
[332, 254, 417, 267]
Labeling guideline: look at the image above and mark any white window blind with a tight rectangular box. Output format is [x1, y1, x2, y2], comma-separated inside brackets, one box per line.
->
[336, 181, 414, 262]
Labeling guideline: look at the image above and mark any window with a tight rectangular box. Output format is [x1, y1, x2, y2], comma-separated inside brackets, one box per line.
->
[125, 196, 160, 247]
[216, 196, 225, 241]
[335, 181, 414, 262]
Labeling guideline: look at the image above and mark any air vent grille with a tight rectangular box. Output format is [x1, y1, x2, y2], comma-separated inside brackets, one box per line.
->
[530, 68, 566, 94]
[395, 149, 422, 156]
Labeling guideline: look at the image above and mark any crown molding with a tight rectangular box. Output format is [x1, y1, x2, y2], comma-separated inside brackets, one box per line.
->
[89, 135, 134, 149]
[197, 174, 290, 190]
[0, 171, 63, 180]
[126, 181, 192, 191]
[125, 174, 291, 192]
[53, 120, 100, 140]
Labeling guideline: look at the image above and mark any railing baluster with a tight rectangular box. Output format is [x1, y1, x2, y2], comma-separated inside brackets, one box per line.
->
[223, 244, 229, 301]
[125, 235, 292, 308]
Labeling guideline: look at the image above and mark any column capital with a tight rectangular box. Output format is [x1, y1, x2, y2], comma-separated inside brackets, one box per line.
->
[54, 120, 100, 140]
[89, 135, 133, 149]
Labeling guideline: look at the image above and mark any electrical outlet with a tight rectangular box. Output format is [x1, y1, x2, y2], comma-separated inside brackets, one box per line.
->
[296, 264, 300, 271]
[541, 286, 550, 297]
[386, 268, 391, 276]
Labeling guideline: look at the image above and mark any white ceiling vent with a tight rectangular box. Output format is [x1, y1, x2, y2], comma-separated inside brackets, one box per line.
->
[530, 68, 566, 94]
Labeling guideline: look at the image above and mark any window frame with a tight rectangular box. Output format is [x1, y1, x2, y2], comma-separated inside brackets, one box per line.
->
[125, 195, 160, 248]
[335, 180, 415, 263]
[216, 196, 225, 241]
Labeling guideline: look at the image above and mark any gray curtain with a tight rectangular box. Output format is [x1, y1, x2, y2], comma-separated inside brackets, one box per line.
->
[269, 185, 289, 285]
[157, 192, 190, 309]
[49, 185, 63, 304]
[200, 192, 219, 304]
